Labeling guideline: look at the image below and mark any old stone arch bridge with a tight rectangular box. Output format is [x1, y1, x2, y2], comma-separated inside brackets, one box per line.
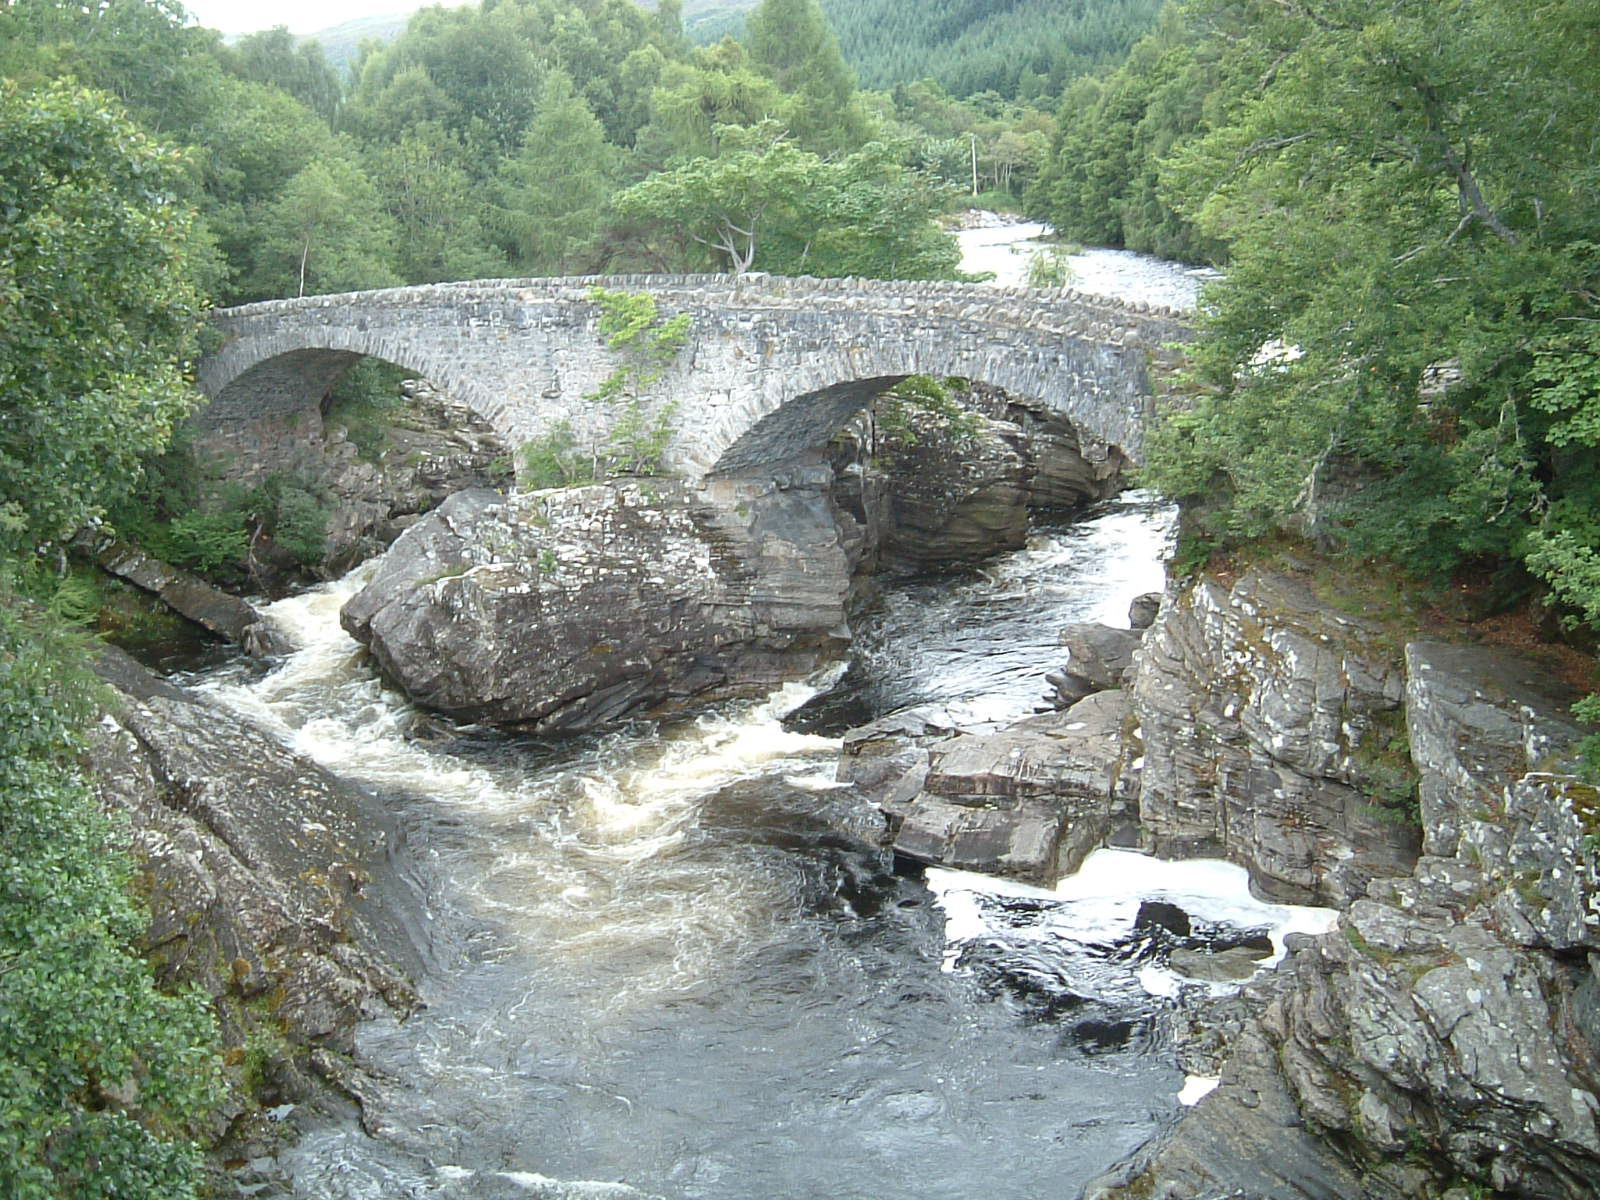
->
[195, 273, 1192, 480]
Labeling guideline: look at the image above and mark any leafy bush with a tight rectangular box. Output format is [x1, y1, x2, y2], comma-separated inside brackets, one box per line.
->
[0, 597, 225, 1198]
[1024, 243, 1077, 288]
[323, 358, 408, 463]
[874, 375, 983, 455]
[520, 422, 599, 490]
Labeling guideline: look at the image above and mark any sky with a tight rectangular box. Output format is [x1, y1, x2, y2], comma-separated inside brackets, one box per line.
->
[181, 1, 432, 36]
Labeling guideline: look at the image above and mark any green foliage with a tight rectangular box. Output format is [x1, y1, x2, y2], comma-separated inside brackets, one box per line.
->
[1570, 697, 1600, 787]
[366, 122, 509, 284]
[874, 375, 983, 454]
[252, 151, 402, 298]
[495, 71, 620, 274]
[585, 287, 693, 403]
[519, 422, 598, 489]
[1025, 4, 1232, 262]
[118, 468, 332, 579]
[615, 120, 961, 278]
[1139, 0, 1600, 621]
[746, 0, 870, 154]
[607, 400, 680, 476]
[0, 596, 225, 1199]
[1025, 243, 1077, 288]
[324, 359, 409, 463]
[222, 25, 342, 123]
[690, 0, 1165, 101]
[0, 80, 205, 559]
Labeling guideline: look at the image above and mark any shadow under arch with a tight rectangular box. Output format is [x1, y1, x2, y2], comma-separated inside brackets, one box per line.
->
[192, 337, 498, 482]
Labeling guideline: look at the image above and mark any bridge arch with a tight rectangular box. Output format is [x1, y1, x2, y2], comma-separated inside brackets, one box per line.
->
[196, 275, 1190, 482]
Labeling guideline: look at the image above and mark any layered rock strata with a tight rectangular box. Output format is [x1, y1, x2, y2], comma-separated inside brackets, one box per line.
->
[89, 648, 422, 1175]
[1131, 567, 1420, 906]
[1090, 634, 1600, 1200]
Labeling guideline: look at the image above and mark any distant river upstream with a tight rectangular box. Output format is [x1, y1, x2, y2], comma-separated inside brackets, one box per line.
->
[954, 213, 1218, 309]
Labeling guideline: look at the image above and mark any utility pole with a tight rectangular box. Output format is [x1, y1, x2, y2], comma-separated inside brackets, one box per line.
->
[970, 132, 979, 197]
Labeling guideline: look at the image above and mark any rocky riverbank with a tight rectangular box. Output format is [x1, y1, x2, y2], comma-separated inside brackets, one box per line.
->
[832, 550, 1600, 1198]
[88, 647, 425, 1191]
[95, 361, 1599, 1196]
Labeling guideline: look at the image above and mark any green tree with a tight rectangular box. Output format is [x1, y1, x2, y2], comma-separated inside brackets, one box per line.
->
[223, 25, 342, 124]
[745, 0, 870, 153]
[614, 120, 821, 273]
[369, 122, 508, 283]
[254, 152, 402, 297]
[0, 81, 225, 1199]
[495, 70, 620, 274]
[1144, 0, 1600, 601]
[613, 119, 958, 278]
[639, 40, 788, 160]
[0, 80, 205, 557]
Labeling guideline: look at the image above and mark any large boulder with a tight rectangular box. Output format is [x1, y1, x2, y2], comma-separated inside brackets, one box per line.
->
[1047, 621, 1143, 706]
[341, 469, 854, 732]
[1131, 567, 1419, 905]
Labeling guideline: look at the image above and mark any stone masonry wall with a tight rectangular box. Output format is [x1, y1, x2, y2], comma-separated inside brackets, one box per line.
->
[197, 274, 1192, 481]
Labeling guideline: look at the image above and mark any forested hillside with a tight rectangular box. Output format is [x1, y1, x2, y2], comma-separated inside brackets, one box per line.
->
[295, 12, 411, 75]
[687, 0, 1162, 98]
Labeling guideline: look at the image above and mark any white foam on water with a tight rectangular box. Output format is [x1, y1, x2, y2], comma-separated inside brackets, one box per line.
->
[195, 570, 852, 1010]
[927, 848, 1338, 988]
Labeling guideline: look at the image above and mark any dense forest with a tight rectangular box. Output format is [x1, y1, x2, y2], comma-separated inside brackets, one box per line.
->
[5, 0, 1600, 1193]
[687, 0, 1165, 99]
[1033, 0, 1600, 674]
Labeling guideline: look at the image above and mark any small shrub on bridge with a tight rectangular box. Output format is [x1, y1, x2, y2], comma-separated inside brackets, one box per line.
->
[585, 287, 692, 405]
[520, 421, 598, 490]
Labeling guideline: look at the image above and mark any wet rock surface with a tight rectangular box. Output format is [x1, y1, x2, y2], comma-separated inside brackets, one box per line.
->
[1092, 637, 1600, 1200]
[96, 540, 292, 656]
[861, 692, 1134, 883]
[827, 383, 1128, 576]
[1048, 622, 1142, 706]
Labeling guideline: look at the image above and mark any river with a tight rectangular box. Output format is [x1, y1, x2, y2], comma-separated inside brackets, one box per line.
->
[953, 215, 1219, 308]
[190, 223, 1325, 1198]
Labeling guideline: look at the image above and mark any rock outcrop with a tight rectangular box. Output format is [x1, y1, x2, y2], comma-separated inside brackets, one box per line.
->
[315, 378, 514, 577]
[889, 691, 1135, 881]
[872, 410, 1034, 571]
[1131, 567, 1419, 906]
[88, 648, 421, 1177]
[1089, 632, 1600, 1200]
[837, 384, 1129, 574]
[96, 540, 291, 657]
[341, 467, 856, 732]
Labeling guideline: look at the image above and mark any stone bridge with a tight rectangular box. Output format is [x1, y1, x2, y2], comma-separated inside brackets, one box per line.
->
[196, 273, 1192, 480]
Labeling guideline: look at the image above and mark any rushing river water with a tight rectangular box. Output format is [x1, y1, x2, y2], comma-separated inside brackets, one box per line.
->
[191, 494, 1330, 1199]
[185, 223, 1325, 1198]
